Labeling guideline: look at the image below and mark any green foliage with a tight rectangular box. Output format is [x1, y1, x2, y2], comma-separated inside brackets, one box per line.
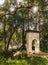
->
[1, 50, 13, 59]
[0, 55, 48, 65]
[40, 22, 48, 52]
[0, 0, 48, 52]
[0, 56, 8, 65]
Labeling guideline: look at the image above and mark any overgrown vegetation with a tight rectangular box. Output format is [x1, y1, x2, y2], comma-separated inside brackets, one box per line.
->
[40, 22, 48, 52]
[0, 55, 48, 65]
[0, 0, 48, 65]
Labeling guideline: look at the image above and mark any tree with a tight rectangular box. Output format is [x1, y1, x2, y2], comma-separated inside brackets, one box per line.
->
[0, 0, 48, 55]
[40, 22, 48, 52]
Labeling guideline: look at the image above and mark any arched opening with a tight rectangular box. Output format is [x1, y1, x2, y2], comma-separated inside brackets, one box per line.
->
[32, 39, 37, 51]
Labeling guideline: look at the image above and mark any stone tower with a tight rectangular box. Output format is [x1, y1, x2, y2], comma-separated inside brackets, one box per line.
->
[26, 31, 40, 54]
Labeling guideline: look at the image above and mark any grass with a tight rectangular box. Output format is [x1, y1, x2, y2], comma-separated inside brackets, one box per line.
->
[0, 54, 48, 65]
[0, 50, 48, 65]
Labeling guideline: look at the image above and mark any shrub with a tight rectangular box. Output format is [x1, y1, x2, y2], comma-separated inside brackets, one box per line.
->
[0, 56, 8, 65]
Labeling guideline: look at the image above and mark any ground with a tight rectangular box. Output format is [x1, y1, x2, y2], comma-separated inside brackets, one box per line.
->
[0, 54, 48, 65]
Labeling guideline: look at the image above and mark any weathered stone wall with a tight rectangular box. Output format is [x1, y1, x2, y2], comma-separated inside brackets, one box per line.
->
[26, 31, 40, 54]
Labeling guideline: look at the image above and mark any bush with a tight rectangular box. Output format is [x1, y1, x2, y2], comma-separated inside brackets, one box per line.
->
[1, 50, 13, 59]
[0, 56, 8, 65]
[6, 56, 48, 65]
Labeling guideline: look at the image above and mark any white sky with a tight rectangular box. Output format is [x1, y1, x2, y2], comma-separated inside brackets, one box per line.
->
[0, 22, 3, 28]
[9, 5, 15, 12]
[0, 0, 5, 6]
[17, 0, 23, 4]
[32, 6, 38, 13]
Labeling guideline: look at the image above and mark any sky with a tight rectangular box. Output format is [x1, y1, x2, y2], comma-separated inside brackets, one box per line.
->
[0, 22, 3, 28]
[0, 0, 5, 6]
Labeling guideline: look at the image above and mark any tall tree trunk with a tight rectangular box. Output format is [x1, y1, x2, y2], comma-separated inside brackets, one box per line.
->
[6, 28, 16, 50]
[3, 17, 7, 50]
[20, 20, 26, 51]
